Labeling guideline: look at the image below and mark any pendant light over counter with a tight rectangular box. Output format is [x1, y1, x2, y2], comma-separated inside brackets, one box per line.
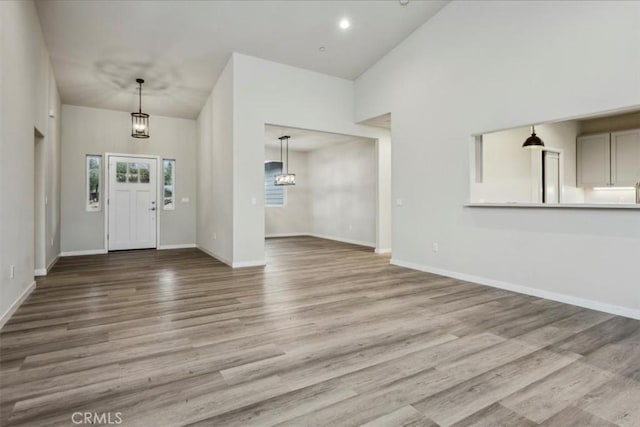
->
[522, 125, 544, 149]
[275, 135, 296, 185]
[131, 78, 149, 139]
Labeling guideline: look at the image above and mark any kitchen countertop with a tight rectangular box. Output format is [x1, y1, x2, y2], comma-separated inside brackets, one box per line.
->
[465, 202, 640, 210]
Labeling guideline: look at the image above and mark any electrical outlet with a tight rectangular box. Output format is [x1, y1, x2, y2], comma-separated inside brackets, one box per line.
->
[396, 198, 403, 207]
[251, 197, 257, 205]
[212, 233, 217, 240]
[10, 265, 15, 279]
[432, 243, 439, 253]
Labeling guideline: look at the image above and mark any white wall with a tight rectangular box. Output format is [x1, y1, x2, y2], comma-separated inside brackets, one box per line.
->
[309, 140, 377, 246]
[376, 134, 392, 252]
[355, 1, 640, 317]
[231, 53, 391, 264]
[196, 58, 234, 264]
[0, 1, 62, 325]
[264, 147, 311, 237]
[584, 188, 636, 204]
[61, 105, 197, 252]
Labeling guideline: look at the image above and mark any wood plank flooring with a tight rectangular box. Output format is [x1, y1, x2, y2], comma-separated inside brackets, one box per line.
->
[1, 236, 638, 426]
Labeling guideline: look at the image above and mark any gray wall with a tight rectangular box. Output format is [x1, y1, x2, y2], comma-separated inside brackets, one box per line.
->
[196, 58, 234, 264]
[309, 140, 377, 246]
[61, 105, 197, 252]
[1, 1, 61, 324]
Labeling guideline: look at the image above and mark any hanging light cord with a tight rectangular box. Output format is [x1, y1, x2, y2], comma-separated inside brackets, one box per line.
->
[278, 136, 290, 173]
[280, 138, 284, 168]
[138, 81, 142, 114]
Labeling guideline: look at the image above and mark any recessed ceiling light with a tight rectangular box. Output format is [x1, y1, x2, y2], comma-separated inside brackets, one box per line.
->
[339, 18, 350, 30]
[399, 0, 410, 5]
[318, 46, 326, 52]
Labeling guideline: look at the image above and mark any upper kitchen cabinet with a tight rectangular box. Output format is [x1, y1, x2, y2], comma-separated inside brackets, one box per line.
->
[577, 129, 640, 187]
[577, 133, 611, 187]
[611, 129, 640, 186]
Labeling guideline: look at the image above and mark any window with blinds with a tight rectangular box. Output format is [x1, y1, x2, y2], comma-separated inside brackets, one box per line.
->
[265, 161, 284, 206]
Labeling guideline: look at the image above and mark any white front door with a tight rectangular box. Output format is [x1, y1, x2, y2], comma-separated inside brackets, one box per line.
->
[108, 156, 157, 250]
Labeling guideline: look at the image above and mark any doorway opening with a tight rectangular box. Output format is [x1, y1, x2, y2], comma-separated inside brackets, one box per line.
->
[34, 128, 46, 276]
[542, 149, 563, 204]
[263, 124, 383, 252]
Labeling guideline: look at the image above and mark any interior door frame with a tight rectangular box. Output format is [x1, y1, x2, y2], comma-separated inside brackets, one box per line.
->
[530, 147, 564, 203]
[104, 152, 162, 252]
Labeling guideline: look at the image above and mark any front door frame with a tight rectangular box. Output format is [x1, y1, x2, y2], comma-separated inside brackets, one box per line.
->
[104, 152, 162, 252]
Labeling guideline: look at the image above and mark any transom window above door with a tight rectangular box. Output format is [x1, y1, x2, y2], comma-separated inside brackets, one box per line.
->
[115, 162, 151, 184]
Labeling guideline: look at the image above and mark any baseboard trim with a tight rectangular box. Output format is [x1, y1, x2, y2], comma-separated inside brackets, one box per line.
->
[60, 249, 107, 257]
[35, 255, 60, 277]
[0, 281, 36, 330]
[197, 246, 266, 269]
[232, 260, 267, 268]
[157, 243, 197, 250]
[47, 255, 59, 272]
[390, 258, 640, 320]
[309, 234, 376, 248]
[375, 248, 392, 254]
[265, 233, 310, 238]
[197, 246, 233, 267]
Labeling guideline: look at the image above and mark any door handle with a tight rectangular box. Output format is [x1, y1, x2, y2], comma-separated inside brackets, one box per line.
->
[149, 207, 156, 211]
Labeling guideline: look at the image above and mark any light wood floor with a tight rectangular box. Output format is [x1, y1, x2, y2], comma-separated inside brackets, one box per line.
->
[1, 237, 639, 426]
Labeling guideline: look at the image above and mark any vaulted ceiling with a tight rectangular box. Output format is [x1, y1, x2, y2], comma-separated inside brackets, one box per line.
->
[36, 0, 448, 119]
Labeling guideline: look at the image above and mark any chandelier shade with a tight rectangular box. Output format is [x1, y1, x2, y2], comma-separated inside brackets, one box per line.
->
[275, 173, 296, 185]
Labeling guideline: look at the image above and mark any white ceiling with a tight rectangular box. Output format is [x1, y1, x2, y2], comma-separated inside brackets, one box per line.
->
[265, 125, 374, 152]
[35, 0, 448, 119]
